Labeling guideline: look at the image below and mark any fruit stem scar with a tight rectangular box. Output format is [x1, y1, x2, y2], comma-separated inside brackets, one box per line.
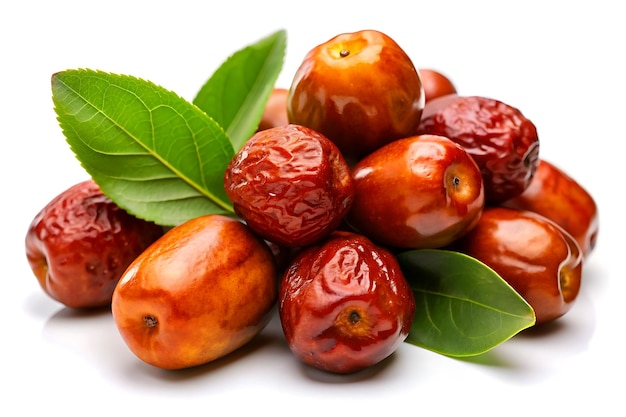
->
[349, 310, 361, 324]
[335, 306, 371, 338]
[340, 49, 350, 58]
[143, 315, 158, 328]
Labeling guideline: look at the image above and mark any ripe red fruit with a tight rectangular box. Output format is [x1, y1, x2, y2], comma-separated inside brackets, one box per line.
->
[287, 29, 424, 162]
[418, 68, 457, 102]
[279, 231, 415, 374]
[501, 159, 599, 257]
[25, 179, 164, 308]
[224, 124, 354, 247]
[257, 87, 289, 131]
[112, 214, 278, 370]
[416, 94, 540, 203]
[346, 134, 485, 249]
[450, 207, 583, 325]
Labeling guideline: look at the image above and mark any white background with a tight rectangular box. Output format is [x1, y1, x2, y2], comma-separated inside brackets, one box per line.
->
[2, 1, 623, 415]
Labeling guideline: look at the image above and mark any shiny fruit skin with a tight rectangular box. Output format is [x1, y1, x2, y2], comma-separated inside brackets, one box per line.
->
[111, 215, 278, 370]
[346, 134, 485, 249]
[279, 231, 415, 374]
[287, 29, 424, 162]
[258, 87, 289, 131]
[25, 179, 164, 309]
[418, 68, 457, 102]
[501, 159, 598, 257]
[416, 94, 540, 204]
[450, 207, 583, 325]
[224, 124, 354, 247]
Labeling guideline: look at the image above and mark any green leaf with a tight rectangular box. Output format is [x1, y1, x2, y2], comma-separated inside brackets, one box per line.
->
[396, 249, 536, 357]
[193, 29, 287, 151]
[51, 69, 235, 226]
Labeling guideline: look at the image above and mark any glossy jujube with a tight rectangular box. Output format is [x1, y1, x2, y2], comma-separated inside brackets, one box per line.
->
[346, 134, 485, 249]
[279, 231, 415, 374]
[501, 159, 598, 257]
[257, 87, 289, 131]
[450, 207, 583, 325]
[418, 68, 457, 102]
[111, 214, 278, 370]
[287, 29, 424, 162]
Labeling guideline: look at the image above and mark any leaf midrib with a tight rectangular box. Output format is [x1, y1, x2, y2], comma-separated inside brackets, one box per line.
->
[60, 78, 232, 212]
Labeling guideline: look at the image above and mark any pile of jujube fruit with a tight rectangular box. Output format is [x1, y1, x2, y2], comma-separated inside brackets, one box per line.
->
[25, 29, 598, 374]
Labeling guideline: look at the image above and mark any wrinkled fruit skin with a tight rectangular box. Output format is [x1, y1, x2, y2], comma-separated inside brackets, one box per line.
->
[25, 179, 164, 309]
[279, 231, 415, 374]
[346, 134, 485, 249]
[416, 94, 540, 204]
[258, 87, 289, 131]
[111, 215, 278, 370]
[287, 29, 424, 162]
[224, 124, 354, 247]
[418, 68, 457, 102]
[450, 207, 583, 325]
[501, 159, 599, 257]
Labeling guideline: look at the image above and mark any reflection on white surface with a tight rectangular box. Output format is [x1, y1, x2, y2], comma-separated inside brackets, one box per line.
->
[22, 266, 599, 384]
[11, 247, 619, 413]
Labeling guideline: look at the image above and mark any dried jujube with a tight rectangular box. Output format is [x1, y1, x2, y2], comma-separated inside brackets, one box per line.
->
[224, 124, 354, 247]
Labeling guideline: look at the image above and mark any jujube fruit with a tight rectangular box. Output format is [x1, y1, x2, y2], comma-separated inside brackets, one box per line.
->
[224, 124, 354, 247]
[279, 230, 416, 374]
[25, 179, 164, 309]
[287, 29, 424, 162]
[346, 134, 485, 249]
[501, 159, 599, 257]
[111, 214, 278, 370]
[416, 94, 540, 203]
[258, 87, 289, 131]
[418, 68, 457, 102]
[450, 207, 583, 325]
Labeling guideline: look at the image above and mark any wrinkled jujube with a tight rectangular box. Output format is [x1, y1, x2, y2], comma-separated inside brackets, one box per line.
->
[416, 94, 540, 203]
[279, 230, 416, 374]
[25, 179, 164, 308]
[224, 124, 354, 247]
